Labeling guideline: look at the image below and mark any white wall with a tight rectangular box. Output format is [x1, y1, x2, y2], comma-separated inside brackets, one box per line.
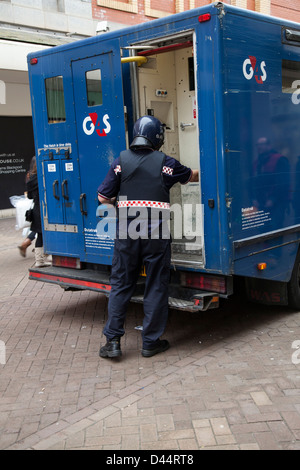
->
[0, 40, 49, 71]
[0, 40, 50, 116]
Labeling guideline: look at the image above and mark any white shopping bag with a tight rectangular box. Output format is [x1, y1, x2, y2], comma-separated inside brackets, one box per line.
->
[9, 195, 33, 230]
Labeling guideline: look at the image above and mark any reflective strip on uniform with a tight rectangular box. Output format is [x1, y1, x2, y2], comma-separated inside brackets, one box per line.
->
[118, 200, 170, 209]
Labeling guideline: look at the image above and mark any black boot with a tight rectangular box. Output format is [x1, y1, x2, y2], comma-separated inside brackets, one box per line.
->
[141, 339, 170, 357]
[99, 337, 122, 358]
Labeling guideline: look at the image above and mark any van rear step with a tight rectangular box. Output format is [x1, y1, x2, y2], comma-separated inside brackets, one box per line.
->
[132, 293, 219, 312]
[29, 266, 219, 311]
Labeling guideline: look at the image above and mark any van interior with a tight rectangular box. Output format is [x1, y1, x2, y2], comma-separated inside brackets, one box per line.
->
[127, 32, 204, 268]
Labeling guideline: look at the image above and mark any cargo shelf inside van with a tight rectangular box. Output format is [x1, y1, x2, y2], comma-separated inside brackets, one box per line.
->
[171, 253, 203, 268]
[171, 237, 203, 268]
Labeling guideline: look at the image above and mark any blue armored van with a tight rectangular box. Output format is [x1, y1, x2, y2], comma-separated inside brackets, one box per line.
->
[27, 2, 300, 310]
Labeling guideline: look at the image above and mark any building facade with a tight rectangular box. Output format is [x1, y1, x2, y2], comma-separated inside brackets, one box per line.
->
[91, 1, 300, 28]
[0, 0, 97, 214]
[0, 0, 299, 213]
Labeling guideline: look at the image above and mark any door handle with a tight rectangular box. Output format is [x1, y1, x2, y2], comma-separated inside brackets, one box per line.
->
[62, 180, 69, 200]
[52, 180, 59, 200]
[80, 193, 87, 216]
[180, 122, 194, 131]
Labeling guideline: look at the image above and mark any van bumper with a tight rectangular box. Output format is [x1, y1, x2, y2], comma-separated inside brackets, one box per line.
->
[29, 266, 219, 312]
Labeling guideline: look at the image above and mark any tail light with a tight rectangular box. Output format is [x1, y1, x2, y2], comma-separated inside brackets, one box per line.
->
[257, 263, 267, 271]
[180, 272, 227, 294]
[52, 256, 81, 269]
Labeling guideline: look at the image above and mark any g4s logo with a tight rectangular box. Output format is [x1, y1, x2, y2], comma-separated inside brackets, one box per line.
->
[243, 56, 267, 84]
[83, 113, 111, 136]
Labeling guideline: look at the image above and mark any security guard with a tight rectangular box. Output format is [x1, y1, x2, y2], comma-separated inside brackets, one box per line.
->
[97, 116, 198, 358]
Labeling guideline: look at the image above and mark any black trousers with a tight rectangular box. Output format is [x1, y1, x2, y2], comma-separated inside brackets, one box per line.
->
[103, 237, 171, 349]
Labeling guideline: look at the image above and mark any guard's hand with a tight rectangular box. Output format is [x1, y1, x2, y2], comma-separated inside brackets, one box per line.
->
[98, 194, 116, 205]
[190, 169, 199, 182]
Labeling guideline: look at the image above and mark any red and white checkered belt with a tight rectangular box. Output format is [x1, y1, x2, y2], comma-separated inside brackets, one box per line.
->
[118, 200, 170, 209]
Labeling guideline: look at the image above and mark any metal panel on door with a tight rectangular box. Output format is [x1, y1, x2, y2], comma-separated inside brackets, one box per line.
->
[61, 159, 78, 226]
[43, 159, 64, 225]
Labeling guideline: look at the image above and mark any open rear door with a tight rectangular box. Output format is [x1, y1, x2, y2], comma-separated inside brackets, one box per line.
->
[71, 39, 126, 265]
[135, 33, 204, 268]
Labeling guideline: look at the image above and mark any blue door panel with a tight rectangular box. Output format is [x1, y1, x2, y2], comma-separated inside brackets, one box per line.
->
[71, 41, 126, 264]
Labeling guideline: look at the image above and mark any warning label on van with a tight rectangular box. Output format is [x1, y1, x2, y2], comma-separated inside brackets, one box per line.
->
[241, 207, 271, 230]
[84, 228, 114, 250]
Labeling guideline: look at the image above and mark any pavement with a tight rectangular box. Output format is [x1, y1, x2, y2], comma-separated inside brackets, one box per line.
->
[1, 216, 300, 451]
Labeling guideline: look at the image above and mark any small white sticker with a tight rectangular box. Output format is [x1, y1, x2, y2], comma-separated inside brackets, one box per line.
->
[48, 164, 56, 172]
[65, 162, 73, 172]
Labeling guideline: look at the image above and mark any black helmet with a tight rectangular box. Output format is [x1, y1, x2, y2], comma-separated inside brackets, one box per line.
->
[130, 116, 165, 150]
